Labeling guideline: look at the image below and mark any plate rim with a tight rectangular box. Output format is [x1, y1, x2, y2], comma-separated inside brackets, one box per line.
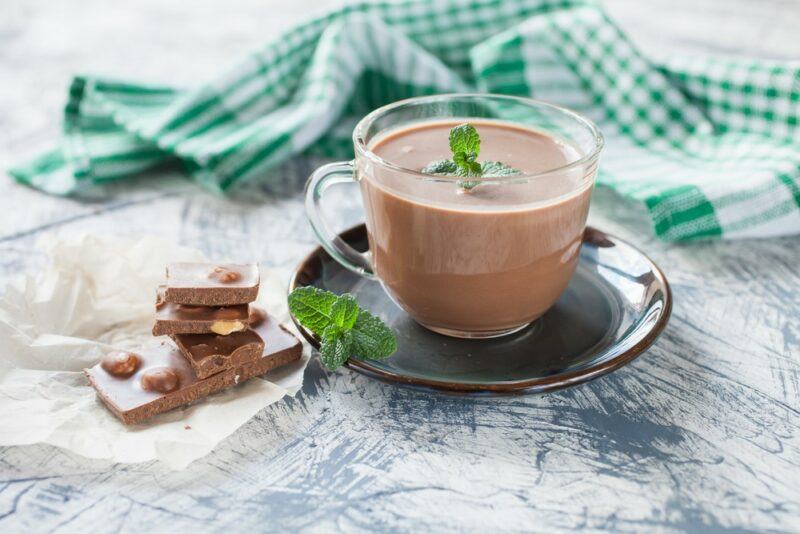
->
[289, 224, 672, 394]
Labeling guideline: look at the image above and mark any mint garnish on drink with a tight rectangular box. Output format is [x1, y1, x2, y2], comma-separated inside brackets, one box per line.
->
[288, 287, 397, 370]
[421, 123, 521, 189]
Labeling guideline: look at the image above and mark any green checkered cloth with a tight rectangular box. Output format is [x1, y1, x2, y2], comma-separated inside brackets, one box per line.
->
[10, 0, 800, 240]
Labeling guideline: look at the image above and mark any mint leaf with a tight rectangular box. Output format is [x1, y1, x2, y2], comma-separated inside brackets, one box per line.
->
[449, 123, 480, 158]
[287, 286, 338, 334]
[288, 287, 397, 370]
[421, 158, 479, 188]
[330, 293, 359, 331]
[350, 310, 397, 360]
[453, 152, 482, 176]
[320, 326, 353, 369]
[421, 159, 458, 175]
[450, 124, 481, 183]
[421, 123, 521, 191]
[481, 161, 521, 177]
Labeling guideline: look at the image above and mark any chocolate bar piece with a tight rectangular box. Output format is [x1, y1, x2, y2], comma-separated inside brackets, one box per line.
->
[153, 286, 249, 336]
[85, 314, 302, 425]
[171, 328, 264, 379]
[165, 263, 259, 306]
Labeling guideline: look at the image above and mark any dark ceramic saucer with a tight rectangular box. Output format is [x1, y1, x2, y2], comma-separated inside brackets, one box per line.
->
[289, 224, 671, 394]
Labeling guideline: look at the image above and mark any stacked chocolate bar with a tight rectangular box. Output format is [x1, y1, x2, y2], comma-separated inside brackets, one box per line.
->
[85, 263, 302, 425]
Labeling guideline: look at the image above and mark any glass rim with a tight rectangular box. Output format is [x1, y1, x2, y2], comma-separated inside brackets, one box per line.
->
[352, 93, 604, 183]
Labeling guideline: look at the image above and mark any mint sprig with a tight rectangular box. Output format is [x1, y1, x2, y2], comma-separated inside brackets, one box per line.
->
[421, 123, 521, 189]
[288, 287, 397, 370]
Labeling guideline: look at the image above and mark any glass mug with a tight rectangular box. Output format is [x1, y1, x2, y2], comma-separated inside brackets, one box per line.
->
[305, 94, 603, 339]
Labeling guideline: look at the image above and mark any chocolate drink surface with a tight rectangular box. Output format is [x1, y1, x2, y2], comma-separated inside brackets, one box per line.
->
[361, 120, 593, 334]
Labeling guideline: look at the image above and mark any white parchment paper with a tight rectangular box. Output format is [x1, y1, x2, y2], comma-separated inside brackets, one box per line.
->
[0, 234, 309, 469]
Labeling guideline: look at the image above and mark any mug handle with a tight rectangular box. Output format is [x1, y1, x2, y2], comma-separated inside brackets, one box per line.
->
[304, 161, 375, 279]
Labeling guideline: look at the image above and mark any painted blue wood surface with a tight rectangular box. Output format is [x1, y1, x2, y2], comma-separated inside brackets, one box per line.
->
[0, 0, 798, 531]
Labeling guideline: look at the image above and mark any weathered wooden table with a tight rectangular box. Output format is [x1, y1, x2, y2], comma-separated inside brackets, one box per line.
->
[1, 0, 798, 531]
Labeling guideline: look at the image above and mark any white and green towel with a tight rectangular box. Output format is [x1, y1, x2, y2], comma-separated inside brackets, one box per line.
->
[10, 0, 800, 240]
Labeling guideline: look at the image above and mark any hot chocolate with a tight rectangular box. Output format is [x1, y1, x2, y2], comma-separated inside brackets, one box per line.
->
[359, 120, 593, 335]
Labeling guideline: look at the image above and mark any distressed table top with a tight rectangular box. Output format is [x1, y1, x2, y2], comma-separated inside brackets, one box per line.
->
[1, 0, 799, 531]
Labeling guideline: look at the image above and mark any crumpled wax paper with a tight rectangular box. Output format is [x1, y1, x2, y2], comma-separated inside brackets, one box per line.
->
[0, 234, 309, 469]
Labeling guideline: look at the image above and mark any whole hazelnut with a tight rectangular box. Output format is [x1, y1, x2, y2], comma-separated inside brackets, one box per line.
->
[140, 367, 180, 393]
[101, 351, 140, 378]
[210, 266, 241, 283]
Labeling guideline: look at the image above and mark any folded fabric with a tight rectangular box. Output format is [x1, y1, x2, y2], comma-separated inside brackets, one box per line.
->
[9, 0, 800, 240]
